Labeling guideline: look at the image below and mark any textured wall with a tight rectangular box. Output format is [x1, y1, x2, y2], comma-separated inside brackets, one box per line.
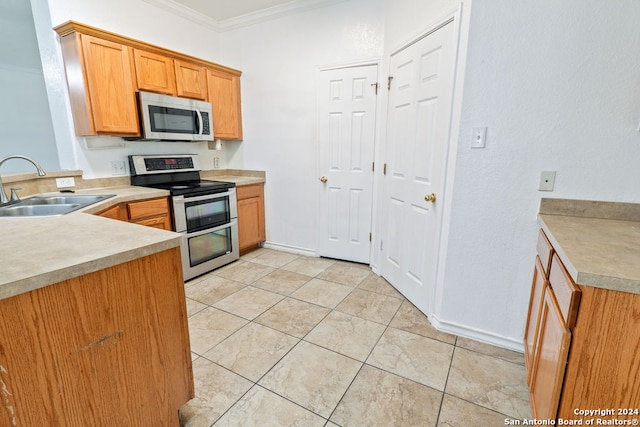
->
[436, 0, 640, 348]
[220, 0, 385, 252]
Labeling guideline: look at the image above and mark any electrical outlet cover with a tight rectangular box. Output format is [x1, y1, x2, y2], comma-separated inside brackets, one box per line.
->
[539, 171, 556, 191]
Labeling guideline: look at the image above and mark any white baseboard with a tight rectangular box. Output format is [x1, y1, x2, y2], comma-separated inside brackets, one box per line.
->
[429, 314, 525, 353]
[262, 241, 317, 257]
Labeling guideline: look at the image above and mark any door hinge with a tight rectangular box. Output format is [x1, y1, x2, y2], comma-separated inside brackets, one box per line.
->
[372, 162, 375, 172]
[383, 163, 387, 175]
[371, 82, 379, 95]
[369, 232, 372, 242]
[387, 76, 394, 90]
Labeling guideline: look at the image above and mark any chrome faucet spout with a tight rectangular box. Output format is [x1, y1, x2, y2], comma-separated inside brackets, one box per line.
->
[0, 155, 47, 205]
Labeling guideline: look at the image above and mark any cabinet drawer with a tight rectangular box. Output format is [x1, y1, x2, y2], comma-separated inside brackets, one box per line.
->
[127, 197, 170, 221]
[236, 183, 263, 200]
[536, 229, 554, 276]
[548, 254, 581, 328]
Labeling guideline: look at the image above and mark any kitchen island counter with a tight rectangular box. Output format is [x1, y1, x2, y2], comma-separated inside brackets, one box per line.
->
[0, 185, 178, 300]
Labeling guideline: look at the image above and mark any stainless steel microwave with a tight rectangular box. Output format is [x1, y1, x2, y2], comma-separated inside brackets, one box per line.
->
[133, 91, 214, 141]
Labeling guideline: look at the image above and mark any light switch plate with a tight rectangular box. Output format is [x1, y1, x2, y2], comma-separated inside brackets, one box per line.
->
[539, 171, 556, 191]
[471, 127, 487, 148]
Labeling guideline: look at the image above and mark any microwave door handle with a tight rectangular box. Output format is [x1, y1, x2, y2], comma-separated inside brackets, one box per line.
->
[195, 109, 203, 136]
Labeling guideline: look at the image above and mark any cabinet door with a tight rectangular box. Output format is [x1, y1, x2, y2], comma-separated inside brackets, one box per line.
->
[524, 256, 547, 385]
[529, 287, 571, 420]
[134, 49, 177, 95]
[237, 184, 265, 253]
[206, 69, 243, 140]
[80, 35, 139, 134]
[96, 204, 123, 221]
[175, 60, 207, 100]
[238, 197, 265, 251]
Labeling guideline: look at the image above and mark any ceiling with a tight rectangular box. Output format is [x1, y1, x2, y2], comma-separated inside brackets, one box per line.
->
[171, 0, 296, 22]
[151, 0, 347, 30]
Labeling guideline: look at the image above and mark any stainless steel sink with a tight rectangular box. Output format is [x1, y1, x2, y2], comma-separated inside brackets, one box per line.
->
[19, 195, 114, 206]
[0, 194, 115, 217]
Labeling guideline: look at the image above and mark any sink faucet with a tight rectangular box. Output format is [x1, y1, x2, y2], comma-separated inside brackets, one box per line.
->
[0, 155, 46, 205]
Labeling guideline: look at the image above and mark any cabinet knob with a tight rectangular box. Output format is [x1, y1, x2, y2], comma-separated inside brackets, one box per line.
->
[424, 193, 437, 203]
[319, 176, 328, 183]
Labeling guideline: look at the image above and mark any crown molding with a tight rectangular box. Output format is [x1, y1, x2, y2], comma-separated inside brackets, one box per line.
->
[143, 0, 350, 32]
[142, 0, 220, 31]
[217, 0, 350, 31]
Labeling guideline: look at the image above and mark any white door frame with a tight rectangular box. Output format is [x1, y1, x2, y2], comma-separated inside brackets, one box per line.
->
[371, 3, 471, 322]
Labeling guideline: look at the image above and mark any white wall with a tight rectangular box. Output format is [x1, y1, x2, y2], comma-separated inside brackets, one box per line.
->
[434, 0, 640, 349]
[219, 0, 385, 252]
[38, 0, 227, 177]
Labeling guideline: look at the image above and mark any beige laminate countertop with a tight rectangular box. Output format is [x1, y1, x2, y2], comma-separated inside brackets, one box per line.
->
[1, 170, 266, 301]
[538, 198, 640, 295]
[0, 186, 180, 300]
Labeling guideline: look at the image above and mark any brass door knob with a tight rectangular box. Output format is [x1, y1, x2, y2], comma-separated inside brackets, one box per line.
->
[424, 193, 437, 203]
[319, 176, 328, 183]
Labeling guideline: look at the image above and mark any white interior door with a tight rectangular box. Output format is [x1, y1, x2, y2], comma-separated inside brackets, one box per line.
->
[317, 64, 378, 263]
[380, 21, 457, 313]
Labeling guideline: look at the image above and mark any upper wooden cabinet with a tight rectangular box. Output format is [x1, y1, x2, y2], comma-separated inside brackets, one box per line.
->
[207, 68, 243, 140]
[175, 60, 207, 100]
[133, 49, 177, 96]
[59, 33, 140, 136]
[54, 21, 243, 140]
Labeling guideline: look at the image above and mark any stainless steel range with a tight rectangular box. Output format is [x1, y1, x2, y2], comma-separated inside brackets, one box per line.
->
[129, 154, 239, 280]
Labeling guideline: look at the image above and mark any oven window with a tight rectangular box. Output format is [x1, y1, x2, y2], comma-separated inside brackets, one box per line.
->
[185, 196, 230, 232]
[188, 228, 232, 267]
[148, 105, 198, 134]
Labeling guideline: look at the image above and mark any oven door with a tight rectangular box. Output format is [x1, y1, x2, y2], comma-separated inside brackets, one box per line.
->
[173, 189, 237, 233]
[180, 220, 239, 280]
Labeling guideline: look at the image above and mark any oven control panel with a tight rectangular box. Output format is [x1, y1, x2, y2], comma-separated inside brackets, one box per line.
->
[129, 154, 201, 175]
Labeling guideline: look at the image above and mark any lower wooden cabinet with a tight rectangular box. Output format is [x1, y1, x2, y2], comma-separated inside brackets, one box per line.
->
[236, 183, 266, 254]
[96, 197, 172, 230]
[525, 229, 640, 421]
[0, 248, 193, 425]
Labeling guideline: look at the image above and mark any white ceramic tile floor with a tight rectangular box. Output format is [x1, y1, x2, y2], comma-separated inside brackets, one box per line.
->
[180, 248, 531, 427]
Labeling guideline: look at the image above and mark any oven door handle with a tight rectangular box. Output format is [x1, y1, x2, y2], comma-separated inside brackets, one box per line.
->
[173, 189, 235, 204]
[180, 218, 237, 238]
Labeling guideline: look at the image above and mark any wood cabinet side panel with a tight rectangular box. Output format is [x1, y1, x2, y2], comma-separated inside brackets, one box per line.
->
[557, 286, 640, 418]
[0, 248, 192, 426]
[59, 33, 95, 135]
